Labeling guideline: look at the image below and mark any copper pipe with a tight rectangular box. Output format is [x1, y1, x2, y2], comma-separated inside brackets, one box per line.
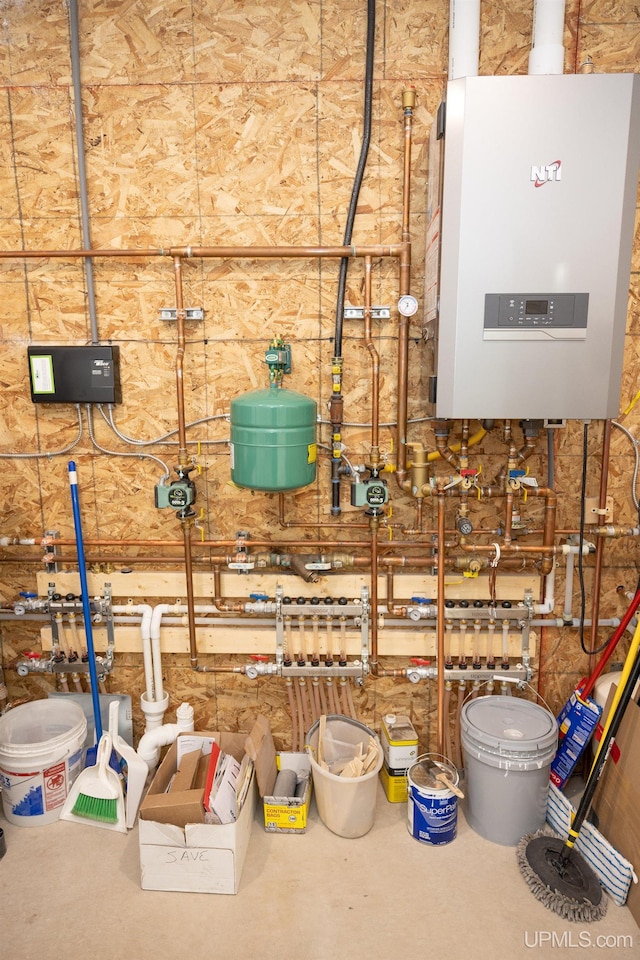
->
[363, 256, 380, 462]
[1, 551, 531, 570]
[44, 537, 377, 548]
[369, 519, 379, 669]
[171, 244, 402, 260]
[182, 521, 198, 667]
[458, 486, 557, 575]
[401, 90, 415, 242]
[0, 243, 402, 262]
[277, 493, 369, 529]
[42, 555, 217, 565]
[395, 88, 415, 488]
[589, 420, 612, 659]
[196, 662, 246, 674]
[0, 247, 166, 260]
[435, 432, 460, 469]
[173, 256, 188, 465]
[436, 490, 447, 757]
[401, 497, 424, 536]
[385, 571, 406, 616]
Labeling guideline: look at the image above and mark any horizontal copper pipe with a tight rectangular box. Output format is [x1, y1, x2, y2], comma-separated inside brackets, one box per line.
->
[175, 244, 403, 260]
[5, 523, 540, 547]
[0, 244, 402, 262]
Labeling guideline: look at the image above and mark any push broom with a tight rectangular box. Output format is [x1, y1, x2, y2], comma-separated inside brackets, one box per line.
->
[68, 461, 103, 762]
[517, 617, 640, 922]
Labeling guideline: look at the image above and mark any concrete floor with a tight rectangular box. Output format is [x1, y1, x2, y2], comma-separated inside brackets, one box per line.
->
[1, 784, 638, 960]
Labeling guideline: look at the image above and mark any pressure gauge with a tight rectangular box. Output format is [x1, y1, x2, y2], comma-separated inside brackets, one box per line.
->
[398, 294, 419, 317]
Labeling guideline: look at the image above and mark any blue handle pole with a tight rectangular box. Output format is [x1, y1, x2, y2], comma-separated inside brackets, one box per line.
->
[68, 461, 102, 743]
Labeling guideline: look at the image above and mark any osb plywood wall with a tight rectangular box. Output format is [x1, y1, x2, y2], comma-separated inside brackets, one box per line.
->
[0, 0, 639, 750]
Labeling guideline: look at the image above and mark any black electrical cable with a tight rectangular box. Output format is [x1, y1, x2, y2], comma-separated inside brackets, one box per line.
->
[578, 421, 589, 653]
[333, 0, 376, 358]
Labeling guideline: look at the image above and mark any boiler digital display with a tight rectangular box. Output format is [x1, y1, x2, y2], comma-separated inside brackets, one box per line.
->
[525, 299, 549, 315]
[483, 293, 589, 341]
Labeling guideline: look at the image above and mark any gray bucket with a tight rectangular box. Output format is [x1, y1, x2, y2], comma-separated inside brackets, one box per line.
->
[460, 696, 558, 846]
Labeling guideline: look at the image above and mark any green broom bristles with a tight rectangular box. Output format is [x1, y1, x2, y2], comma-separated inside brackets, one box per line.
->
[71, 792, 119, 824]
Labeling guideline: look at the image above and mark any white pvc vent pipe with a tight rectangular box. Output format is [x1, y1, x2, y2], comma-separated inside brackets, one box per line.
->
[528, 0, 566, 75]
[449, 0, 481, 80]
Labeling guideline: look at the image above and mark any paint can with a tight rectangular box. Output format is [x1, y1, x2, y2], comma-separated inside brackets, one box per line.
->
[407, 754, 459, 845]
[0, 699, 87, 826]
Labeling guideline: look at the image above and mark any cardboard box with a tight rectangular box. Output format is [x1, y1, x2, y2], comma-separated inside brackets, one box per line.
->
[550, 691, 601, 788]
[262, 752, 312, 833]
[590, 689, 640, 925]
[241, 715, 313, 834]
[139, 725, 264, 895]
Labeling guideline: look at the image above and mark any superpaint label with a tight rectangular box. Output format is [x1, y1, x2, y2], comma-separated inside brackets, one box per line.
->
[407, 786, 457, 846]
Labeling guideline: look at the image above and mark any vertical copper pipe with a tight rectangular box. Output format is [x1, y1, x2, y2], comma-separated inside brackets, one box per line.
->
[173, 256, 189, 466]
[370, 520, 379, 668]
[437, 490, 447, 757]
[536, 486, 557, 577]
[401, 90, 415, 243]
[183, 521, 198, 667]
[363, 256, 380, 460]
[213, 565, 222, 603]
[395, 88, 414, 487]
[589, 420, 612, 658]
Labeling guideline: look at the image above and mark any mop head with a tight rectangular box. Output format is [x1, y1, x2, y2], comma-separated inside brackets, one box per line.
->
[516, 828, 608, 923]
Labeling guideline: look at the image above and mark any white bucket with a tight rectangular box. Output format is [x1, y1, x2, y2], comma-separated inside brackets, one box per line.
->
[0, 699, 87, 826]
[407, 754, 459, 846]
[461, 696, 557, 846]
[306, 716, 383, 838]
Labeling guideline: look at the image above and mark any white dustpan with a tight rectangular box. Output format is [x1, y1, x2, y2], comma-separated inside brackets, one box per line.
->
[60, 732, 127, 833]
[108, 700, 149, 828]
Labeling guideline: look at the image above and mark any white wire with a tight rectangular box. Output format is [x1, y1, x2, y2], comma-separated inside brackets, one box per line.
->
[87, 406, 170, 480]
[317, 442, 357, 477]
[612, 420, 640, 513]
[100, 404, 229, 446]
[0, 405, 83, 458]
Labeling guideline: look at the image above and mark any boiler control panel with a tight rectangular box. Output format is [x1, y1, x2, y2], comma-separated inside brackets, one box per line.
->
[483, 293, 588, 340]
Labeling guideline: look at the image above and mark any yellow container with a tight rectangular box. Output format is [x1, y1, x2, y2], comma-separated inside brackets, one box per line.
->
[380, 714, 418, 803]
[380, 762, 409, 803]
[263, 753, 312, 833]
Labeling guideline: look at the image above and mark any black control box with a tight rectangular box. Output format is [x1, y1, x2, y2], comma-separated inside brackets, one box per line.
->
[27, 345, 121, 404]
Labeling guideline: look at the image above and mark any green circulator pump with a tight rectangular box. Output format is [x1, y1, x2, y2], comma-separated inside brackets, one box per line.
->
[230, 339, 317, 492]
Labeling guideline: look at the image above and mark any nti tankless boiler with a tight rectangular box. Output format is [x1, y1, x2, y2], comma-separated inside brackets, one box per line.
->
[430, 74, 640, 420]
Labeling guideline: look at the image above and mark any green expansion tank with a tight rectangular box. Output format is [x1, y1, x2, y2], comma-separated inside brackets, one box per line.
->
[230, 383, 317, 491]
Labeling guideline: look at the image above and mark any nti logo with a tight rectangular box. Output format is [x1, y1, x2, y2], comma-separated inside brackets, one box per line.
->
[530, 160, 562, 187]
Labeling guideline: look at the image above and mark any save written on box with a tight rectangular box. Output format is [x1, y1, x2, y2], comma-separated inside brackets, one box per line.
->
[139, 719, 272, 895]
